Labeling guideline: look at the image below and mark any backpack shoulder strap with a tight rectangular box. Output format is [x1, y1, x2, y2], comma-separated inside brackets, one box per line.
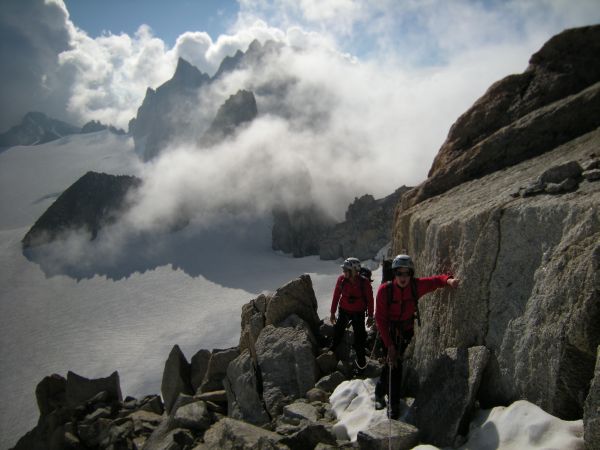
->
[411, 278, 422, 327]
[386, 281, 394, 305]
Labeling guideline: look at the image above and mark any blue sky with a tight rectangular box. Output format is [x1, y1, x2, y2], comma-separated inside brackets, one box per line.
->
[63, 0, 240, 47]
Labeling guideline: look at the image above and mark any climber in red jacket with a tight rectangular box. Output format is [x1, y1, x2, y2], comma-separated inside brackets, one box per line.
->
[375, 254, 459, 419]
[330, 257, 374, 374]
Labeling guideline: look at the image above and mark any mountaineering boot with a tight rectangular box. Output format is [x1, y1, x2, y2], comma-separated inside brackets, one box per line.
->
[374, 394, 386, 410]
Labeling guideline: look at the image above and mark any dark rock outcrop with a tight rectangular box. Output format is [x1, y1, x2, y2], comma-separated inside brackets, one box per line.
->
[404, 25, 600, 208]
[272, 205, 337, 258]
[201, 89, 258, 146]
[21, 171, 141, 248]
[0, 111, 80, 148]
[272, 187, 408, 260]
[161, 345, 193, 414]
[65, 371, 122, 409]
[80, 120, 126, 135]
[319, 187, 410, 260]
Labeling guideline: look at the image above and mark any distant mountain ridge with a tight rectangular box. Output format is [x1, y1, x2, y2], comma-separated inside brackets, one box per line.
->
[0, 112, 125, 150]
[129, 39, 282, 161]
[0, 112, 79, 148]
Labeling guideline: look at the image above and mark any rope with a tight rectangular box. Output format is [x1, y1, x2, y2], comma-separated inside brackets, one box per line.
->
[388, 360, 392, 450]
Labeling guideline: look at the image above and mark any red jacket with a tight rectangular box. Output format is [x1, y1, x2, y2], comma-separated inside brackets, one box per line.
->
[331, 275, 374, 316]
[375, 275, 450, 348]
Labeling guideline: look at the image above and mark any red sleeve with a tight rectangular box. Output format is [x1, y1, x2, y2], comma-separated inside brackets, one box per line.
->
[330, 275, 344, 315]
[375, 283, 392, 348]
[416, 275, 450, 298]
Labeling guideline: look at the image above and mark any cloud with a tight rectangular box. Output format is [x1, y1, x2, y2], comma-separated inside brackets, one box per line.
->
[0, 0, 73, 131]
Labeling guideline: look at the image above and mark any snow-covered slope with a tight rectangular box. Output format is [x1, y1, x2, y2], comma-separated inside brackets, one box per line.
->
[331, 379, 585, 449]
[0, 133, 343, 449]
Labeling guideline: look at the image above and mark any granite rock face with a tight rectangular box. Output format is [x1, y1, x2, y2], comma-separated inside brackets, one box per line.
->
[404, 25, 600, 208]
[584, 346, 600, 450]
[393, 129, 600, 423]
[161, 345, 193, 414]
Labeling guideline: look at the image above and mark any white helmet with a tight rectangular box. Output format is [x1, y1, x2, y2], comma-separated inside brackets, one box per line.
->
[341, 257, 361, 272]
[391, 254, 414, 273]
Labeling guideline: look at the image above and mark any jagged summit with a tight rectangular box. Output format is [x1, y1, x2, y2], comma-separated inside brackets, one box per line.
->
[129, 40, 278, 160]
[172, 57, 211, 87]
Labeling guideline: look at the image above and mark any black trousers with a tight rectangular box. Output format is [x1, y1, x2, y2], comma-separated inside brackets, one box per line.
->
[375, 328, 413, 413]
[331, 309, 367, 367]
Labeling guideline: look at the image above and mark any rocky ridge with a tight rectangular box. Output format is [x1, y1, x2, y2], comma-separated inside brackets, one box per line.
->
[404, 25, 600, 208]
[389, 24, 600, 448]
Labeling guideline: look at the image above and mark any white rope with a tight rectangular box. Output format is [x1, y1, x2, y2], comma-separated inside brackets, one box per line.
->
[388, 360, 392, 450]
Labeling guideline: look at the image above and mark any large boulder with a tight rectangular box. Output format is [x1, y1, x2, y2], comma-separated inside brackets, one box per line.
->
[200, 417, 285, 449]
[356, 421, 419, 450]
[35, 374, 66, 417]
[393, 128, 600, 421]
[404, 25, 600, 208]
[161, 345, 193, 414]
[584, 345, 600, 449]
[190, 349, 211, 393]
[199, 347, 239, 393]
[414, 346, 490, 447]
[224, 351, 271, 425]
[255, 320, 319, 417]
[264, 275, 321, 332]
[65, 371, 122, 408]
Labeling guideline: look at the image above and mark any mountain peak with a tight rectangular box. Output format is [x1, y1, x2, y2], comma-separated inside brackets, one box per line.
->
[171, 57, 209, 87]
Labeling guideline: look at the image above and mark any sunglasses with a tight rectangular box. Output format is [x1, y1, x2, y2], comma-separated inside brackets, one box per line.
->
[395, 271, 411, 277]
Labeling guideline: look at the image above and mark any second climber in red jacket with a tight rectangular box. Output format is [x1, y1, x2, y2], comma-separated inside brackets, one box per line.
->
[375, 254, 459, 419]
[330, 257, 374, 374]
